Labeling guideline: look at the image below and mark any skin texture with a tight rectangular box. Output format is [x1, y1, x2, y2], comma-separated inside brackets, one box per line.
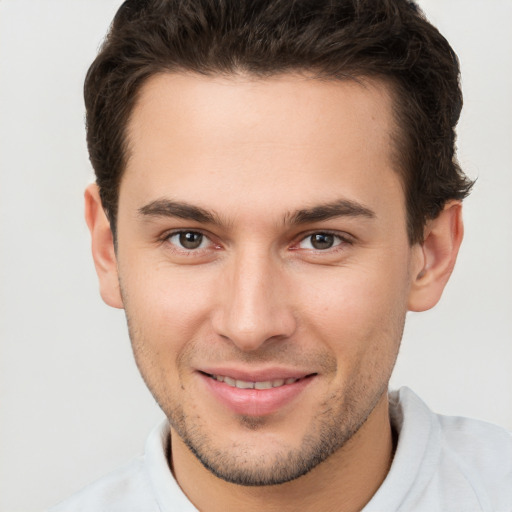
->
[86, 73, 463, 512]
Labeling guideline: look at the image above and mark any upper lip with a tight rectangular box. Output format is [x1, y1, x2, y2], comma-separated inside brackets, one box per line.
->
[198, 367, 316, 382]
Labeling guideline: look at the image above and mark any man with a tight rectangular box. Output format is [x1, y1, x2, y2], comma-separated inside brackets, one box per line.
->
[50, 0, 511, 510]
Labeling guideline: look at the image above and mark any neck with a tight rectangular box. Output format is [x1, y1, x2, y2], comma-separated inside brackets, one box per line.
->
[170, 394, 394, 512]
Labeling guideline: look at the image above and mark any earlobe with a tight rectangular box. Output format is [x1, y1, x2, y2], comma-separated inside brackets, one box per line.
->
[408, 201, 464, 312]
[84, 183, 124, 309]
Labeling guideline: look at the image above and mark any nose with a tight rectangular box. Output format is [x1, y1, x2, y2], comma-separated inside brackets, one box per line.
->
[211, 249, 296, 351]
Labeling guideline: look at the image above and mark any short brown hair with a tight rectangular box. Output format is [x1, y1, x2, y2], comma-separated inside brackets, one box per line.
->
[84, 0, 473, 243]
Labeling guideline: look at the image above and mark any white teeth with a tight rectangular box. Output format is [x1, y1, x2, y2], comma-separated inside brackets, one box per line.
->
[236, 380, 254, 389]
[213, 375, 299, 389]
[254, 381, 272, 390]
[223, 376, 236, 386]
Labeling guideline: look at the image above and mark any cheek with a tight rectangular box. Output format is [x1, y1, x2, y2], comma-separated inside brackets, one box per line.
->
[121, 262, 218, 352]
[120, 264, 221, 411]
[294, 255, 410, 359]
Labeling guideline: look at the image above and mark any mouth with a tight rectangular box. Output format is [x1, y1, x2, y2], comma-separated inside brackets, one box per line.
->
[198, 370, 318, 416]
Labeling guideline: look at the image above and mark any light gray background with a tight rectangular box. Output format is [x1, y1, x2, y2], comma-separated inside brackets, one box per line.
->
[1, 1, 511, 510]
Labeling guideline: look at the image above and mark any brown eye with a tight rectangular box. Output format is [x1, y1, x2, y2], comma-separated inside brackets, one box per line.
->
[310, 233, 334, 250]
[297, 232, 345, 251]
[180, 232, 203, 249]
[169, 231, 205, 250]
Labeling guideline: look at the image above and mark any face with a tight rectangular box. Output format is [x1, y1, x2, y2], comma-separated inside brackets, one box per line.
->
[114, 73, 422, 485]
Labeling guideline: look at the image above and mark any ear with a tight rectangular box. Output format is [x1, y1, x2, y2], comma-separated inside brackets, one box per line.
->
[84, 183, 124, 309]
[408, 201, 464, 312]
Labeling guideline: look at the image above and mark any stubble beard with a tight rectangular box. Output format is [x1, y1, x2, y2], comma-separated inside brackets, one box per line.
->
[166, 378, 389, 486]
[122, 290, 403, 487]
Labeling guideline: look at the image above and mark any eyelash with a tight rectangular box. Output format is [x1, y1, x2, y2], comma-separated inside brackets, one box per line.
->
[162, 230, 219, 254]
[162, 229, 353, 254]
[293, 230, 353, 252]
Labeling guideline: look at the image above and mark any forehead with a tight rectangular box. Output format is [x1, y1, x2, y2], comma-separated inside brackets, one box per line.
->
[127, 72, 396, 157]
[122, 72, 404, 225]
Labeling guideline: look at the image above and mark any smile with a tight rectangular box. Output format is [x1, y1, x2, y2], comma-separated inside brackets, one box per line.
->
[208, 374, 305, 390]
[199, 370, 318, 416]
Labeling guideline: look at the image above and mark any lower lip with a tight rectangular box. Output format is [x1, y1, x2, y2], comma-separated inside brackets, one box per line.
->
[200, 373, 314, 416]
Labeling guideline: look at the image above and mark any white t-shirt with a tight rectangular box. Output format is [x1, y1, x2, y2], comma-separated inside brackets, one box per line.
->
[49, 387, 512, 511]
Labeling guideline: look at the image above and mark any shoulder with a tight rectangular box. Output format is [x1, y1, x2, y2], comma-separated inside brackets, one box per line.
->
[48, 420, 197, 512]
[389, 387, 512, 511]
[48, 456, 159, 512]
[436, 411, 512, 507]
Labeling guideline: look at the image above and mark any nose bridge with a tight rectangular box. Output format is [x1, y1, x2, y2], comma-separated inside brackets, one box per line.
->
[213, 244, 295, 351]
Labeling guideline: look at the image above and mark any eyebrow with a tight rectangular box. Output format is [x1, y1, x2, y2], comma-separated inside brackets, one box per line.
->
[288, 199, 376, 225]
[138, 198, 375, 226]
[138, 199, 220, 224]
